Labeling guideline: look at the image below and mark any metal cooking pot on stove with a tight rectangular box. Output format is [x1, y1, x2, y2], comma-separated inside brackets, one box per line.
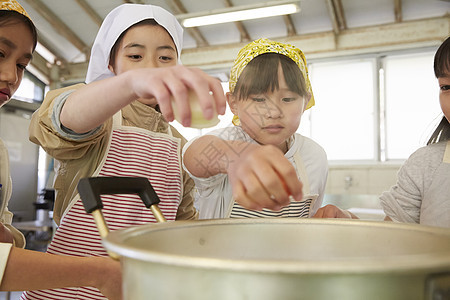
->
[77, 177, 450, 300]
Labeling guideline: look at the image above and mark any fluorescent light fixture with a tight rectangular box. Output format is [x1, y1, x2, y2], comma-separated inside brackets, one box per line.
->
[35, 42, 57, 64]
[179, 1, 300, 28]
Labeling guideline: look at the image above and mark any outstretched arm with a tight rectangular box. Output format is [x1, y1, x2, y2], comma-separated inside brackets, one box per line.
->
[60, 66, 226, 133]
[0, 246, 122, 300]
[184, 135, 303, 211]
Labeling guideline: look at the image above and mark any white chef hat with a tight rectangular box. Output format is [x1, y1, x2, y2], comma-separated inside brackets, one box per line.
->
[86, 3, 183, 84]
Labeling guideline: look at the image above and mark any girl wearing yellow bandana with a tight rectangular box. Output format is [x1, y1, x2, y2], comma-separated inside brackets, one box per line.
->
[183, 38, 328, 219]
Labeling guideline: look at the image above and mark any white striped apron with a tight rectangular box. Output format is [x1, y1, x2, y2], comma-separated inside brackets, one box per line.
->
[229, 149, 318, 218]
[22, 112, 182, 300]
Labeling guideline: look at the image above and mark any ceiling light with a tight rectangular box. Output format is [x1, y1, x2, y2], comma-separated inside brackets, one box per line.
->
[35, 42, 57, 64]
[179, 0, 300, 28]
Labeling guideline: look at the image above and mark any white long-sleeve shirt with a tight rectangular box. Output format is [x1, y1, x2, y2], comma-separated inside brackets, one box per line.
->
[183, 126, 328, 219]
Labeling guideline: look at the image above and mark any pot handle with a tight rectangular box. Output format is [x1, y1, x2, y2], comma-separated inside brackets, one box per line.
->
[77, 177, 168, 260]
[78, 176, 167, 222]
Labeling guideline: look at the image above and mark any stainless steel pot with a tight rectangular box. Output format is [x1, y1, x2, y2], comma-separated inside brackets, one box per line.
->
[78, 177, 450, 300]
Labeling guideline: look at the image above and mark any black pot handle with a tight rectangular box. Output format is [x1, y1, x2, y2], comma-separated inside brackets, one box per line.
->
[77, 176, 167, 260]
[78, 176, 161, 213]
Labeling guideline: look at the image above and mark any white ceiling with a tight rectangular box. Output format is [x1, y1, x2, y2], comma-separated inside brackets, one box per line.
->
[18, 0, 450, 84]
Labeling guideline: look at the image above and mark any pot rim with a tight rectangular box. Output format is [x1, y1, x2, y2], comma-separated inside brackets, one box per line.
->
[103, 218, 450, 274]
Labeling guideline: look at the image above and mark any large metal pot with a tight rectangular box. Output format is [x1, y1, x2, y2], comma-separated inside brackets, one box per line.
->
[78, 177, 450, 300]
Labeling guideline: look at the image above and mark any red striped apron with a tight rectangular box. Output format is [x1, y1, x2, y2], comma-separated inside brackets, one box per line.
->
[22, 112, 182, 299]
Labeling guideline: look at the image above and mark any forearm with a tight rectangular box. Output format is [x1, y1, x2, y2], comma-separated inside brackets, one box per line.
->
[0, 247, 118, 292]
[184, 135, 253, 178]
[60, 72, 136, 133]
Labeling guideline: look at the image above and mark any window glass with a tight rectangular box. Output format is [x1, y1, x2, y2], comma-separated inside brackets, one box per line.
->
[14, 71, 45, 103]
[304, 59, 376, 160]
[384, 52, 441, 159]
[171, 49, 440, 162]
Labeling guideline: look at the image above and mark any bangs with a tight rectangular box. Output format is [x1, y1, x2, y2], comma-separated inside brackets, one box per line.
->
[434, 37, 450, 78]
[0, 11, 37, 51]
[234, 53, 307, 100]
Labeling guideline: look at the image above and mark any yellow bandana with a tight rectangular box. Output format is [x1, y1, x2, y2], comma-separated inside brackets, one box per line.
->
[0, 0, 31, 20]
[229, 38, 315, 110]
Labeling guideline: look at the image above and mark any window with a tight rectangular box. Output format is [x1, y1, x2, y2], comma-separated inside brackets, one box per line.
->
[303, 59, 376, 160]
[383, 52, 441, 160]
[14, 70, 45, 103]
[173, 48, 440, 162]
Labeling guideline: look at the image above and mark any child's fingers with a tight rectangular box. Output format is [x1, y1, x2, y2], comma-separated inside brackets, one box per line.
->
[311, 207, 325, 218]
[259, 149, 303, 203]
[166, 77, 192, 126]
[276, 165, 303, 202]
[186, 68, 224, 119]
[241, 173, 274, 207]
[232, 174, 283, 211]
[232, 180, 263, 211]
[312, 205, 347, 218]
[253, 165, 291, 207]
[147, 79, 175, 122]
[207, 76, 227, 115]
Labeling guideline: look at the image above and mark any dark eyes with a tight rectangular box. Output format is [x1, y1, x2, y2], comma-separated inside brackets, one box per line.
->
[159, 56, 173, 61]
[127, 54, 142, 60]
[251, 97, 297, 103]
[0, 51, 28, 71]
[441, 85, 450, 91]
[251, 97, 265, 102]
[127, 55, 173, 62]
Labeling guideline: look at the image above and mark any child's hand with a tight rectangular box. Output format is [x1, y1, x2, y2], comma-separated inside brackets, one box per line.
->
[129, 65, 226, 127]
[0, 222, 14, 243]
[228, 144, 303, 211]
[312, 205, 359, 219]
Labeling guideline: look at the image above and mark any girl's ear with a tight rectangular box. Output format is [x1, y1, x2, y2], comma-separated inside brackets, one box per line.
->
[108, 64, 115, 74]
[227, 92, 238, 115]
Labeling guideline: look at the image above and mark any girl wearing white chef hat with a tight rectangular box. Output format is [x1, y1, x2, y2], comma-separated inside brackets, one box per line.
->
[25, 3, 226, 299]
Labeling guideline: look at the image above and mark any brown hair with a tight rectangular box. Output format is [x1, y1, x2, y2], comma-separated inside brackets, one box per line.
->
[427, 36, 450, 145]
[434, 36, 450, 78]
[0, 10, 37, 51]
[232, 53, 308, 101]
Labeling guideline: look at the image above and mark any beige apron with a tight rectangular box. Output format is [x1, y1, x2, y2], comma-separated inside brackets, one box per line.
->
[443, 140, 450, 163]
[228, 149, 319, 218]
[419, 140, 450, 227]
[22, 112, 183, 300]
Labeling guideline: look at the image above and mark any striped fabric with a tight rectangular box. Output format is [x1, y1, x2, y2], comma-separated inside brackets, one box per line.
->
[22, 129, 182, 300]
[229, 198, 313, 218]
